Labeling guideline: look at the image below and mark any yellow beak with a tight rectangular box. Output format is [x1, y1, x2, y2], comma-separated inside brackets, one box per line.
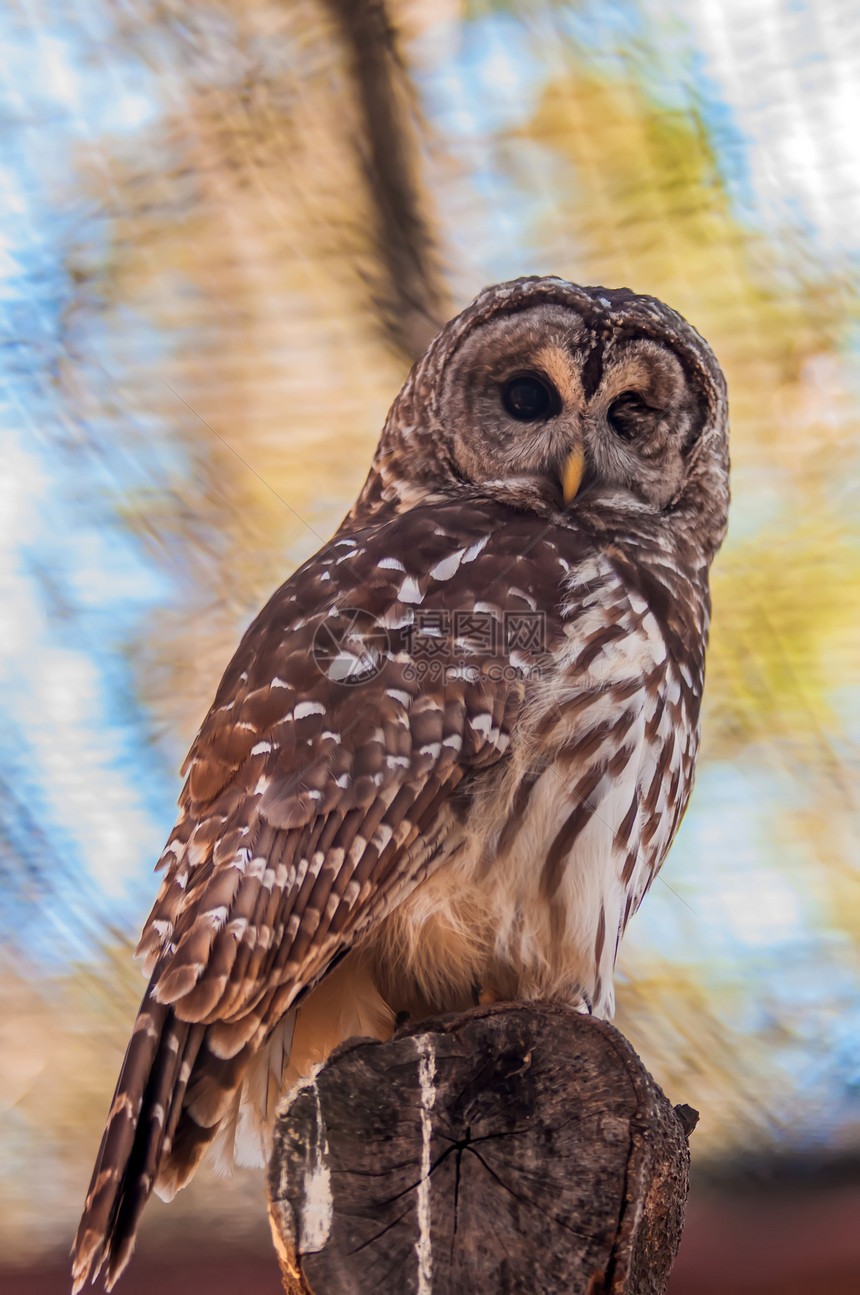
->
[561, 446, 585, 505]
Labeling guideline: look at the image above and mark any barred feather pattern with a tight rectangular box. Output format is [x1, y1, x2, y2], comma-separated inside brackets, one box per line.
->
[73, 276, 728, 1291]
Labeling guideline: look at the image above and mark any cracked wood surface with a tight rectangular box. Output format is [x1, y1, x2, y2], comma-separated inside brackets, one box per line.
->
[267, 1002, 694, 1294]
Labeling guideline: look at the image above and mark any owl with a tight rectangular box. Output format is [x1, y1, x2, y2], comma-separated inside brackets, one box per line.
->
[72, 276, 728, 1290]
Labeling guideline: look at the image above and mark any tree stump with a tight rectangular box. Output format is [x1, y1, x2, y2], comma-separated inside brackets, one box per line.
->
[267, 1002, 696, 1295]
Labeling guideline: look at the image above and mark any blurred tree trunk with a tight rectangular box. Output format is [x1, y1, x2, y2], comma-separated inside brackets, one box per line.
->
[268, 1002, 697, 1294]
[322, 0, 450, 361]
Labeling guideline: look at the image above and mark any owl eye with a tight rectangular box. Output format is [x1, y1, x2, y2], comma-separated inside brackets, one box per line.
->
[607, 392, 654, 441]
[501, 373, 558, 422]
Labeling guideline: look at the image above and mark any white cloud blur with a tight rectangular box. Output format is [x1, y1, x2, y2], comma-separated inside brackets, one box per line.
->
[673, 0, 860, 255]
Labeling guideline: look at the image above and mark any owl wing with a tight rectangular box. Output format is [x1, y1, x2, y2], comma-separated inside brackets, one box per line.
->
[72, 499, 573, 1292]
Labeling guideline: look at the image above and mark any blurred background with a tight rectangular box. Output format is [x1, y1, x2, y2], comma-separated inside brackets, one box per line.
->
[1, 1, 859, 1291]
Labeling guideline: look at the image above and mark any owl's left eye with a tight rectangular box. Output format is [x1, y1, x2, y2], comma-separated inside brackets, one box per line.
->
[501, 373, 558, 422]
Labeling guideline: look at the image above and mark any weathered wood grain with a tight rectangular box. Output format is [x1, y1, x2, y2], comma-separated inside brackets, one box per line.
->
[267, 1002, 695, 1294]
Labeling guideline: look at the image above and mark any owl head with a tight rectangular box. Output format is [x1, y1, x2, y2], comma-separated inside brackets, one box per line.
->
[353, 276, 729, 561]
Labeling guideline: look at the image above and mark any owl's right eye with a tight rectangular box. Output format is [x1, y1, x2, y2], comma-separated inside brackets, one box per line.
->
[501, 373, 558, 422]
[607, 392, 653, 441]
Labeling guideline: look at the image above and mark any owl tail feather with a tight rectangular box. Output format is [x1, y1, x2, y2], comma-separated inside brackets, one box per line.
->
[71, 998, 208, 1292]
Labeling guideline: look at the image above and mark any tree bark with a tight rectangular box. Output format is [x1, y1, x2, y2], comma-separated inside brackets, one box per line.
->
[267, 1002, 697, 1295]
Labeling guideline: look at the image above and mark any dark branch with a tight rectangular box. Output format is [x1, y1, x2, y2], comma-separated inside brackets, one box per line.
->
[321, 0, 450, 362]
